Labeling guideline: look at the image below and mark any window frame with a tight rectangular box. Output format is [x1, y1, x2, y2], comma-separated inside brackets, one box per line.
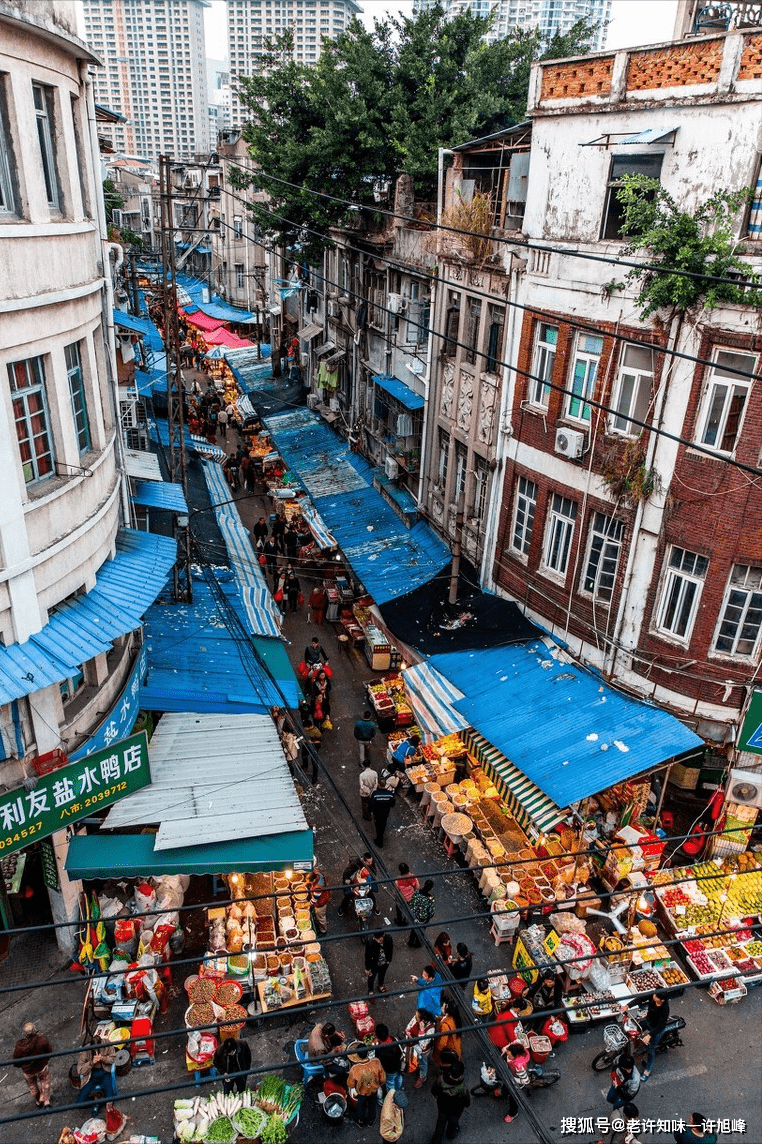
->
[541, 492, 578, 578]
[510, 474, 537, 559]
[32, 82, 60, 210]
[485, 304, 505, 374]
[235, 263, 245, 288]
[655, 545, 709, 643]
[8, 355, 56, 485]
[472, 455, 489, 521]
[464, 297, 482, 366]
[64, 341, 91, 454]
[436, 429, 450, 488]
[600, 152, 664, 241]
[695, 348, 756, 456]
[529, 321, 557, 409]
[566, 334, 603, 423]
[713, 564, 762, 659]
[0, 75, 17, 215]
[442, 292, 461, 358]
[610, 342, 654, 436]
[745, 154, 761, 240]
[581, 512, 624, 603]
[454, 442, 468, 501]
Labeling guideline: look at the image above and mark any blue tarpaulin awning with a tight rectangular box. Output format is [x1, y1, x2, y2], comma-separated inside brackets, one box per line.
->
[65, 828, 314, 877]
[429, 642, 703, 808]
[0, 529, 176, 706]
[373, 374, 425, 412]
[113, 310, 155, 337]
[131, 480, 188, 514]
[194, 299, 256, 323]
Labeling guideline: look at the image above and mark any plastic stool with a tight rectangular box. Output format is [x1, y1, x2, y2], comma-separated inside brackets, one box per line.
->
[194, 1066, 217, 1088]
[337, 634, 351, 659]
[442, 835, 459, 859]
[490, 922, 514, 947]
[294, 1039, 326, 1086]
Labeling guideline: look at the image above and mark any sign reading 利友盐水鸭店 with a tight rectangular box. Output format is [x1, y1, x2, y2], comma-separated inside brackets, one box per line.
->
[0, 732, 150, 858]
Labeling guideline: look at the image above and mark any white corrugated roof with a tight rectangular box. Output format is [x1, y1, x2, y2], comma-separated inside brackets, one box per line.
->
[125, 450, 163, 480]
[103, 712, 307, 850]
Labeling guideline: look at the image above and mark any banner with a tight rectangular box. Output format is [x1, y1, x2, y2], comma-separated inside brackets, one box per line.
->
[738, 690, 762, 754]
[0, 732, 150, 858]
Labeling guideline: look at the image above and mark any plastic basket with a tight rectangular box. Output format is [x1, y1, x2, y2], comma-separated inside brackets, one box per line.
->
[603, 1024, 628, 1052]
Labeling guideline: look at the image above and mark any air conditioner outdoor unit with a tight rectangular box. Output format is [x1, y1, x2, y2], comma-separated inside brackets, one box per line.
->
[307, 393, 320, 409]
[727, 769, 762, 810]
[327, 300, 338, 318]
[388, 292, 403, 314]
[329, 397, 340, 412]
[555, 427, 585, 459]
[385, 456, 399, 480]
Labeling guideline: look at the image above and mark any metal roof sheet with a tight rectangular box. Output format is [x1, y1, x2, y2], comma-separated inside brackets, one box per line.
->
[131, 480, 188, 513]
[429, 642, 703, 807]
[373, 374, 425, 412]
[125, 451, 163, 481]
[0, 529, 176, 706]
[113, 310, 155, 337]
[104, 712, 308, 848]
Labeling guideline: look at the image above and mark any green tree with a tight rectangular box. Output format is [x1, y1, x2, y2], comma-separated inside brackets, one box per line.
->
[615, 174, 762, 318]
[102, 178, 124, 225]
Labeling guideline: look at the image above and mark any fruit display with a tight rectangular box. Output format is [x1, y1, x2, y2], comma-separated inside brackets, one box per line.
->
[628, 968, 664, 993]
[658, 887, 692, 909]
[660, 963, 688, 987]
[688, 951, 715, 976]
[708, 949, 733, 971]
[745, 940, 762, 958]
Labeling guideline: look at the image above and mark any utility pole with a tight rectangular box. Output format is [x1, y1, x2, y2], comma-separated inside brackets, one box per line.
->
[159, 155, 192, 602]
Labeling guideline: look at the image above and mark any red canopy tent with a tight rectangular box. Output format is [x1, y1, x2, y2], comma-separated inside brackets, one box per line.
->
[182, 309, 227, 334]
[203, 328, 255, 349]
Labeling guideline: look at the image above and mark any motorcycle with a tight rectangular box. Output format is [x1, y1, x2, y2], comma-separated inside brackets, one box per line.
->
[471, 1059, 560, 1096]
[352, 881, 373, 940]
[590, 1008, 686, 1072]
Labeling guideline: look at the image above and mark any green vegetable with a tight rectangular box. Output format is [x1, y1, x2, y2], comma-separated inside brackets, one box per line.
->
[232, 1107, 267, 1138]
[261, 1114, 288, 1144]
[280, 1082, 304, 1122]
[257, 1075, 285, 1107]
[203, 1115, 236, 1144]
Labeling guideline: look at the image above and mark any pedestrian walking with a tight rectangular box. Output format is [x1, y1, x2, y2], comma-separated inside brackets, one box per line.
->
[253, 516, 269, 545]
[450, 942, 472, 981]
[217, 405, 228, 438]
[407, 879, 436, 948]
[404, 1009, 435, 1089]
[301, 716, 321, 784]
[213, 1037, 251, 1095]
[430, 1059, 470, 1144]
[365, 930, 394, 995]
[285, 523, 300, 560]
[13, 1022, 53, 1107]
[354, 708, 377, 764]
[432, 1001, 462, 1071]
[306, 869, 330, 934]
[639, 988, 670, 1080]
[380, 1087, 407, 1143]
[272, 513, 286, 553]
[311, 668, 332, 727]
[281, 727, 300, 778]
[606, 1054, 641, 1111]
[286, 569, 301, 613]
[369, 777, 396, 847]
[673, 1114, 718, 1143]
[307, 584, 328, 625]
[305, 636, 328, 668]
[374, 1023, 404, 1093]
[347, 1045, 385, 1128]
[501, 1042, 531, 1123]
[395, 863, 419, 927]
[359, 762, 378, 821]
[411, 966, 443, 1015]
[338, 852, 378, 915]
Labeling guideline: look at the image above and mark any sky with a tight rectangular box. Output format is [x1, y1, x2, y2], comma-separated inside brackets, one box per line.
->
[203, 0, 679, 60]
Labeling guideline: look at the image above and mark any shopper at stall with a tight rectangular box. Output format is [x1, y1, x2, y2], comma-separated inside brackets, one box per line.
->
[365, 929, 394, 995]
[307, 583, 328, 625]
[471, 978, 494, 1021]
[374, 1023, 404, 1093]
[489, 1004, 521, 1050]
[408, 880, 436, 947]
[76, 1035, 117, 1109]
[412, 966, 443, 1015]
[354, 709, 377, 764]
[404, 1009, 436, 1089]
[606, 1054, 641, 1111]
[305, 636, 329, 668]
[359, 761, 379, 820]
[392, 733, 422, 770]
[369, 777, 396, 847]
[430, 1059, 470, 1144]
[528, 968, 563, 1030]
[213, 1037, 251, 1096]
[13, 1022, 53, 1108]
[450, 942, 473, 981]
[347, 1045, 386, 1128]
[380, 1087, 408, 1143]
[432, 1001, 462, 1070]
[306, 869, 330, 934]
[433, 933, 453, 967]
[640, 989, 670, 1080]
[395, 864, 419, 926]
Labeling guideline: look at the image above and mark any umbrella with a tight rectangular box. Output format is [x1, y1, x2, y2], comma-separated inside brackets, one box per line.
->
[204, 346, 226, 360]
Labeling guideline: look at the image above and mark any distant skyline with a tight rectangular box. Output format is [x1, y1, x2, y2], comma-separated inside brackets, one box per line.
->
[202, 0, 679, 58]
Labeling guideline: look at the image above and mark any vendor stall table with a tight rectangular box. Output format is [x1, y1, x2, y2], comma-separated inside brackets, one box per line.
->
[257, 980, 331, 1014]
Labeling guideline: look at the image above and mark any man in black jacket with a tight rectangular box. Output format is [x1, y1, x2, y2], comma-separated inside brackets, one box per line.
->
[430, 1059, 470, 1143]
[365, 930, 394, 995]
[373, 1022, 403, 1090]
[369, 778, 396, 847]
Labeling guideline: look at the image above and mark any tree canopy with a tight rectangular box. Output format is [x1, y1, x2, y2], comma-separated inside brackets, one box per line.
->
[233, 5, 596, 263]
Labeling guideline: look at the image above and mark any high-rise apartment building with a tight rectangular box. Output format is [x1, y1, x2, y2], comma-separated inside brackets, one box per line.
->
[227, 0, 362, 129]
[81, 0, 210, 164]
[412, 0, 612, 51]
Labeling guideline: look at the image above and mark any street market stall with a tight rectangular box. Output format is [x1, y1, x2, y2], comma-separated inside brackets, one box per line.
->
[172, 1077, 303, 1143]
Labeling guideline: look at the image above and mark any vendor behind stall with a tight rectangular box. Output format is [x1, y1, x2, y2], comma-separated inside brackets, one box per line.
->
[528, 968, 563, 1030]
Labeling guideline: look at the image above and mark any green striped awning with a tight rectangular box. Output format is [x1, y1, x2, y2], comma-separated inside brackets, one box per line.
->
[465, 730, 565, 835]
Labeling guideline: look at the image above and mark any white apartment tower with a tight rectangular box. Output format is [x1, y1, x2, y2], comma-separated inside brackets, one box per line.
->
[82, 0, 210, 163]
[227, 0, 363, 129]
[413, 0, 611, 51]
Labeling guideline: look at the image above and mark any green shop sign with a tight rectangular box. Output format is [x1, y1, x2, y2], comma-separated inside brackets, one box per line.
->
[739, 691, 762, 755]
[0, 732, 150, 857]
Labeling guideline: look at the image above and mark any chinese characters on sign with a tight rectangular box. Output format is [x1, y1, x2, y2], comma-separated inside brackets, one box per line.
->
[0, 732, 150, 858]
[70, 645, 148, 762]
[560, 1118, 746, 1135]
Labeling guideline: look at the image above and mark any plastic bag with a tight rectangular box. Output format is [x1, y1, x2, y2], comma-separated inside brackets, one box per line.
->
[322, 718, 333, 731]
[550, 910, 587, 935]
[133, 883, 156, 913]
[586, 957, 611, 992]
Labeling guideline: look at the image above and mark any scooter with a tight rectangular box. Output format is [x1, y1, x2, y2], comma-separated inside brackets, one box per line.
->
[471, 1059, 560, 1096]
[353, 882, 373, 940]
[590, 1008, 686, 1071]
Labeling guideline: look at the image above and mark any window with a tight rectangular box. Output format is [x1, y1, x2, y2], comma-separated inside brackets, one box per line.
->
[473, 455, 489, 520]
[510, 475, 537, 557]
[529, 322, 557, 408]
[32, 83, 59, 209]
[601, 153, 663, 240]
[60, 666, 85, 704]
[65, 342, 90, 453]
[714, 565, 762, 657]
[567, 334, 603, 422]
[656, 546, 709, 640]
[745, 156, 761, 239]
[611, 343, 654, 435]
[464, 298, 482, 365]
[405, 289, 430, 347]
[542, 493, 577, 576]
[235, 263, 244, 288]
[582, 513, 624, 602]
[8, 356, 55, 484]
[454, 442, 467, 500]
[485, 305, 504, 374]
[233, 215, 242, 238]
[696, 349, 756, 454]
[0, 76, 17, 214]
[443, 293, 461, 357]
[437, 429, 450, 487]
